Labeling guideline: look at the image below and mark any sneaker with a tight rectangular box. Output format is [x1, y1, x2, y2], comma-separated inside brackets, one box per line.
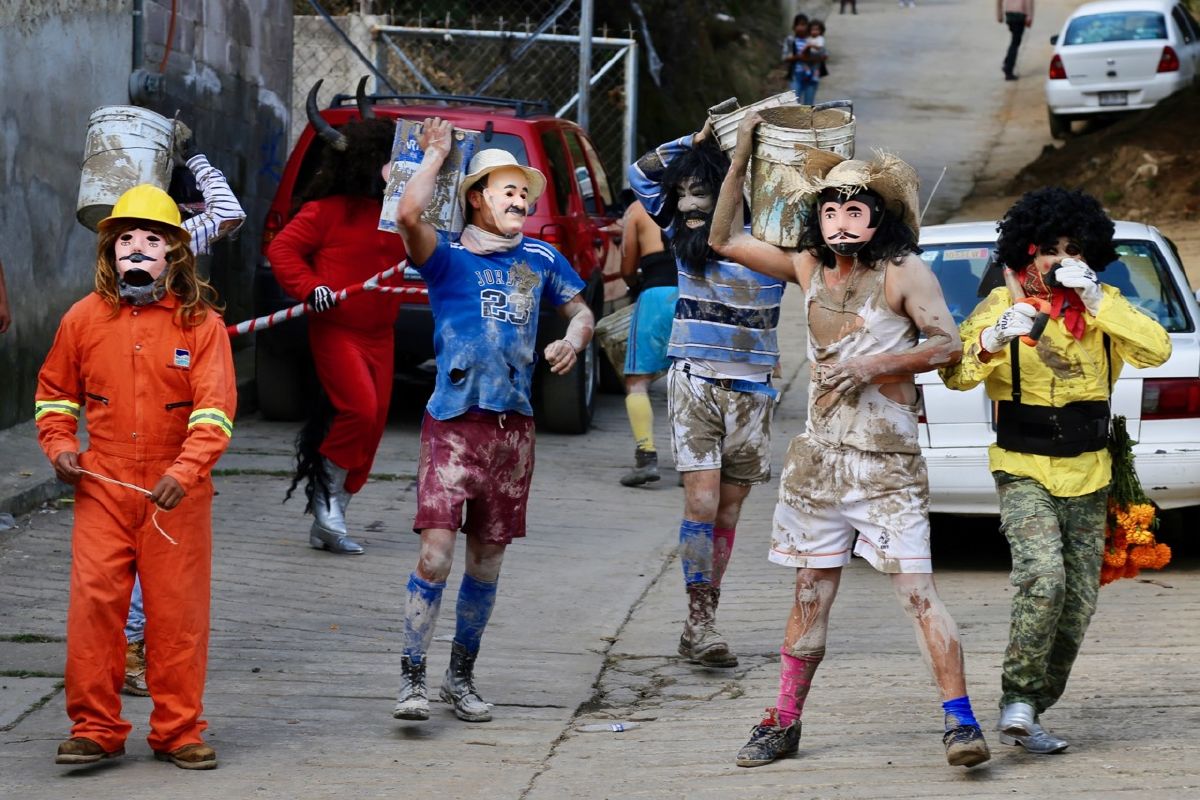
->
[944, 723, 991, 767]
[55, 737, 124, 765]
[123, 640, 150, 697]
[735, 708, 801, 767]
[620, 449, 660, 487]
[153, 742, 218, 770]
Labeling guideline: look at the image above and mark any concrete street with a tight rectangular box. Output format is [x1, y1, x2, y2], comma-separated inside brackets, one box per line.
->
[2, 1, 1198, 798]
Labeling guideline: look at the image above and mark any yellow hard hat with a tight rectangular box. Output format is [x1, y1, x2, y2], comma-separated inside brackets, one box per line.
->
[98, 184, 186, 234]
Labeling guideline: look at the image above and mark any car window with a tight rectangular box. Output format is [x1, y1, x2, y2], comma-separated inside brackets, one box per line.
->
[1064, 12, 1167, 45]
[1182, 4, 1200, 39]
[478, 132, 529, 167]
[1171, 6, 1196, 43]
[563, 131, 600, 215]
[540, 130, 573, 216]
[920, 244, 994, 324]
[576, 133, 615, 211]
[1108, 240, 1193, 332]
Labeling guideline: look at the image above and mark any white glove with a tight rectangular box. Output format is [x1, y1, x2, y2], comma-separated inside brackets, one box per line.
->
[980, 302, 1038, 353]
[1055, 258, 1103, 315]
[307, 285, 338, 313]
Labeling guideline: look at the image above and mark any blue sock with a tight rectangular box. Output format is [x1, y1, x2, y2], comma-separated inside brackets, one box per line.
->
[403, 572, 446, 664]
[942, 695, 979, 730]
[454, 573, 499, 655]
[679, 519, 714, 585]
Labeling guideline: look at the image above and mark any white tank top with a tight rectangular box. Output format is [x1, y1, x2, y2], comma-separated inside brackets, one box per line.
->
[805, 264, 921, 453]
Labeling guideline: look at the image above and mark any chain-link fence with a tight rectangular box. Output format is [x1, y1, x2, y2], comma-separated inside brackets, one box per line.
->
[292, 1, 637, 185]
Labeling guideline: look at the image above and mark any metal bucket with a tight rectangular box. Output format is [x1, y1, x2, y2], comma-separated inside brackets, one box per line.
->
[595, 301, 636, 382]
[76, 105, 175, 231]
[708, 90, 798, 156]
[750, 101, 855, 248]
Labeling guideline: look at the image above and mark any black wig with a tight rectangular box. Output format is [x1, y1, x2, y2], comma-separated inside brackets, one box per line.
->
[996, 187, 1117, 272]
[296, 118, 396, 209]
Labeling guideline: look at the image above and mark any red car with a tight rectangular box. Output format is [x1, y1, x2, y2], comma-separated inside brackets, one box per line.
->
[255, 91, 621, 433]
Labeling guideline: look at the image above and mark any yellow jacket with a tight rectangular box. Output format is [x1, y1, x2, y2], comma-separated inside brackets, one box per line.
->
[940, 285, 1171, 496]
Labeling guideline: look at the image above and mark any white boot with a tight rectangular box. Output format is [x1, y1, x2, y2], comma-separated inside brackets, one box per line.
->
[309, 458, 363, 555]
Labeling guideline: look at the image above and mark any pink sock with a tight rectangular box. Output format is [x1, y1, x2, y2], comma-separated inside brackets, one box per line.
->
[776, 648, 822, 727]
[712, 527, 736, 587]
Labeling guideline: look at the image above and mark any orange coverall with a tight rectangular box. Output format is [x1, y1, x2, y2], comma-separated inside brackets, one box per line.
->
[35, 292, 236, 754]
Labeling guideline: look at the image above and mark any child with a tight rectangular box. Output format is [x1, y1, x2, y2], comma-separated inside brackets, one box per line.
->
[36, 183, 236, 771]
[794, 20, 827, 105]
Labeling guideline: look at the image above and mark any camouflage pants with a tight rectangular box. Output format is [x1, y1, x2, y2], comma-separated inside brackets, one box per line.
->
[995, 471, 1108, 713]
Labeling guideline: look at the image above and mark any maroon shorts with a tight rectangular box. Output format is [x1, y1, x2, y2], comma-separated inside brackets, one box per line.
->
[413, 410, 536, 545]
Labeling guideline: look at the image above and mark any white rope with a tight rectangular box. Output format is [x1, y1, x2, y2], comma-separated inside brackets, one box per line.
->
[77, 468, 179, 545]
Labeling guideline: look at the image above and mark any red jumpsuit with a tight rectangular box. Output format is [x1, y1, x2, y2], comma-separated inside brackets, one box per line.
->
[267, 195, 408, 493]
[36, 292, 236, 754]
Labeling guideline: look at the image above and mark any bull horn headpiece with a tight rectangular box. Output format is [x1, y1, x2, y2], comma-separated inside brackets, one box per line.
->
[355, 75, 376, 120]
[306, 79, 348, 151]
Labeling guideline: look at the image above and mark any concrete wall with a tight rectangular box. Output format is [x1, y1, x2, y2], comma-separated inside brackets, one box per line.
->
[0, 1, 292, 429]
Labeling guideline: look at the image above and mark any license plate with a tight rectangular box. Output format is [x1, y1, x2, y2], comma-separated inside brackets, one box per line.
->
[1099, 91, 1128, 107]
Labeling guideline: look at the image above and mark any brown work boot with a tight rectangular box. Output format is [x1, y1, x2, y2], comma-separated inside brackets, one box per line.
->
[677, 582, 738, 667]
[123, 640, 150, 697]
[154, 742, 218, 770]
[55, 737, 124, 765]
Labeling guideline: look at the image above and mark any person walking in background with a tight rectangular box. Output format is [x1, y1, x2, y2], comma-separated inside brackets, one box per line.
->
[781, 14, 809, 90]
[941, 187, 1170, 754]
[616, 199, 678, 487]
[793, 20, 828, 105]
[0, 255, 11, 333]
[122, 137, 246, 699]
[999, 0, 1034, 80]
[839, 0, 856, 14]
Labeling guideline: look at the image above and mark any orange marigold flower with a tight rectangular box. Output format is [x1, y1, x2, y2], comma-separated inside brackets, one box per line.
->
[1122, 558, 1142, 578]
[1152, 542, 1172, 570]
[1126, 528, 1154, 546]
[1103, 548, 1127, 567]
[1100, 565, 1121, 586]
[1129, 545, 1159, 568]
[1130, 503, 1156, 528]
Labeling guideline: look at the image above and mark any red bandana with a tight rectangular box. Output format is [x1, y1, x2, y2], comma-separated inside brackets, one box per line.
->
[1019, 266, 1087, 340]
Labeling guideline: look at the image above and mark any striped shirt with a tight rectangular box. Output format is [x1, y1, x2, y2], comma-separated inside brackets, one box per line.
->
[182, 154, 245, 256]
[628, 134, 784, 370]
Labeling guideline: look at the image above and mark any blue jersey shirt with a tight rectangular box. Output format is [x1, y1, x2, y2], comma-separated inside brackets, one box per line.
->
[417, 233, 586, 420]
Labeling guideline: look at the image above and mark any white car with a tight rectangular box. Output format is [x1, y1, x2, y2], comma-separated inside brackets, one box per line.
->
[918, 220, 1200, 515]
[1044, 0, 1200, 139]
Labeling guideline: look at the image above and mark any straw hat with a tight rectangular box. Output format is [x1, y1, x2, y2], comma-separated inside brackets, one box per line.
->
[458, 149, 546, 210]
[778, 144, 847, 200]
[813, 150, 921, 236]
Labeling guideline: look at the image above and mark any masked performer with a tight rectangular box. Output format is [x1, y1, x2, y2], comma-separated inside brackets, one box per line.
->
[709, 113, 991, 769]
[124, 141, 246, 698]
[390, 121, 594, 724]
[941, 187, 1170, 754]
[616, 198, 678, 486]
[269, 81, 406, 555]
[36, 184, 235, 770]
[629, 124, 786, 669]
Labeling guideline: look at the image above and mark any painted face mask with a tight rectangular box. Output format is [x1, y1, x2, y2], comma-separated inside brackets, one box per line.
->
[672, 176, 716, 270]
[818, 189, 883, 257]
[478, 166, 531, 238]
[115, 227, 170, 305]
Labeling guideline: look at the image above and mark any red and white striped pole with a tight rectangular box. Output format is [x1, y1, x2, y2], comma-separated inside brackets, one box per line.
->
[225, 261, 426, 337]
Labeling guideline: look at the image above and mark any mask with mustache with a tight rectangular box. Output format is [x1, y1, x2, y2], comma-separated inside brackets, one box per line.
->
[818, 189, 883, 258]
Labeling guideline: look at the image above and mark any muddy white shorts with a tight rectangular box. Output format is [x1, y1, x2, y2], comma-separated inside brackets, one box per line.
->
[769, 433, 933, 574]
[667, 364, 774, 486]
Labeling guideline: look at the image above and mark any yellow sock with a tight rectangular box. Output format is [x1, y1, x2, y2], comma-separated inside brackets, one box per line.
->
[625, 393, 655, 452]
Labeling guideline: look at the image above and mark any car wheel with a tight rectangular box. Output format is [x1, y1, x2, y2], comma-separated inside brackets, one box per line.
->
[255, 343, 308, 421]
[1048, 110, 1071, 140]
[534, 335, 597, 434]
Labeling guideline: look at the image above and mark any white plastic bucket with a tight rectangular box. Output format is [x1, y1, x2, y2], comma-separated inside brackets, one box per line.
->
[750, 102, 856, 248]
[709, 90, 798, 156]
[76, 106, 175, 231]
